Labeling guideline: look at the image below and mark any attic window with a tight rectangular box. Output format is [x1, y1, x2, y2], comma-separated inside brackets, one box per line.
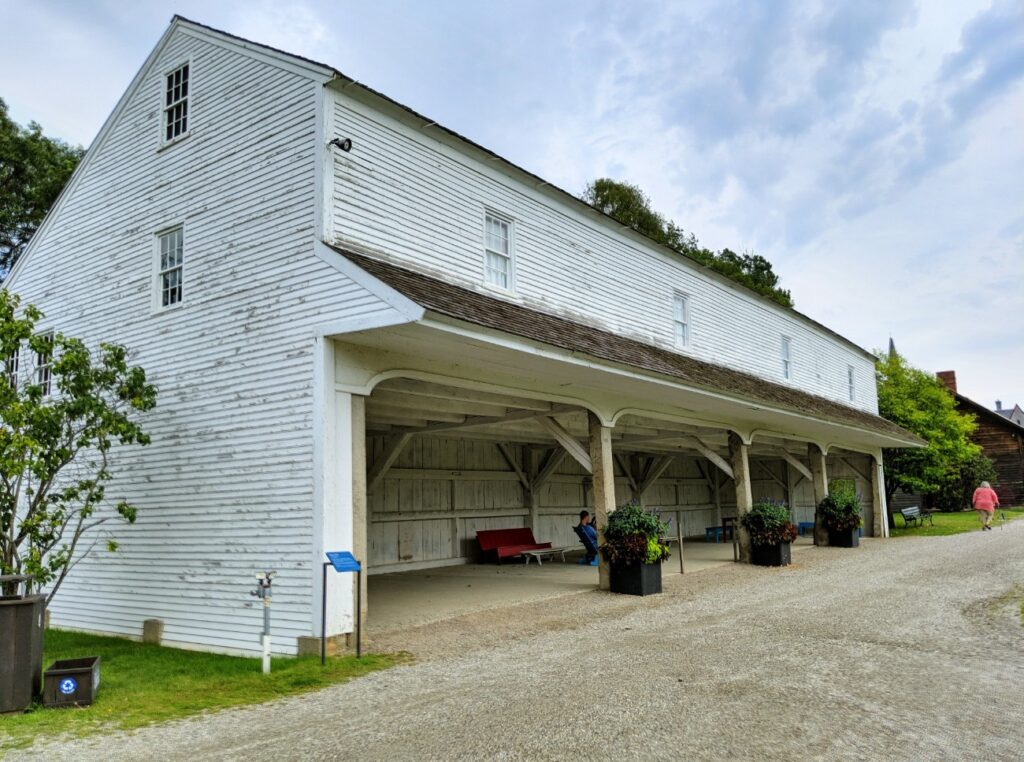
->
[781, 336, 792, 380]
[484, 213, 513, 290]
[164, 64, 189, 142]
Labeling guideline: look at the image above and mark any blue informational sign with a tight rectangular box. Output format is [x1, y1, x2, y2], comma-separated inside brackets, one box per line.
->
[326, 551, 361, 573]
[59, 677, 78, 695]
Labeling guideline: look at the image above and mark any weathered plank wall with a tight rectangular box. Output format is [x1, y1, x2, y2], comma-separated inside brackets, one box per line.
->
[328, 90, 878, 412]
[5, 28, 399, 654]
[367, 437, 819, 570]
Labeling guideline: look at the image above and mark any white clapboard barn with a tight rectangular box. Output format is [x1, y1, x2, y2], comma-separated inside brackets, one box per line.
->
[6, 17, 921, 655]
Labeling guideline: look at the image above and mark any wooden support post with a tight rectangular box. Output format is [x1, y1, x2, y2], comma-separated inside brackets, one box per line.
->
[713, 467, 723, 527]
[871, 452, 888, 538]
[728, 432, 753, 563]
[808, 443, 829, 546]
[525, 446, 541, 536]
[588, 412, 616, 590]
[351, 395, 369, 626]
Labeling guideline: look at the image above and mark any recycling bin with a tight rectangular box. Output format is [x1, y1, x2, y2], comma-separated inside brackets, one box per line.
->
[43, 656, 100, 708]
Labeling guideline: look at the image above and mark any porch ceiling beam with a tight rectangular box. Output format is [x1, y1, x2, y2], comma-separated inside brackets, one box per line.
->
[367, 402, 466, 423]
[532, 448, 567, 490]
[388, 403, 580, 435]
[779, 451, 813, 482]
[614, 431, 699, 447]
[370, 389, 510, 418]
[367, 432, 414, 494]
[538, 416, 593, 472]
[496, 442, 530, 491]
[678, 436, 734, 479]
[376, 379, 553, 411]
[638, 455, 675, 494]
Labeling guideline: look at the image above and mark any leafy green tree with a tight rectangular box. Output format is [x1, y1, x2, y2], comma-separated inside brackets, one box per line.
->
[0, 98, 84, 275]
[876, 351, 981, 524]
[581, 177, 792, 306]
[0, 292, 156, 601]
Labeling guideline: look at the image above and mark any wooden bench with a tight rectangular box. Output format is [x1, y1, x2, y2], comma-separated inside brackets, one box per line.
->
[476, 528, 552, 563]
[898, 506, 933, 527]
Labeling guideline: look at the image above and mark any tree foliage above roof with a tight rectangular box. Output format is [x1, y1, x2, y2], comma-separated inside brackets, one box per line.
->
[581, 178, 793, 307]
[0, 97, 84, 276]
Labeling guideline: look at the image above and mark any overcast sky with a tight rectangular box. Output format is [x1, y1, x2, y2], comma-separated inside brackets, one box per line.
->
[2, 0, 1022, 410]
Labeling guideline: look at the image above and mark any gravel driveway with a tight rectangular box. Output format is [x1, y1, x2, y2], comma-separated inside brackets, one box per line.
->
[10, 524, 1024, 761]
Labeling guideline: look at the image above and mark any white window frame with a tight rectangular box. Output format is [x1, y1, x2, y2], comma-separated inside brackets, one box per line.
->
[5, 348, 19, 390]
[781, 336, 792, 380]
[482, 210, 515, 292]
[673, 293, 690, 349]
[35, 333, 53, 396]
[847, 365, 855, 402]
[160, 60, 192, 147]
[153, 225, 185, 311]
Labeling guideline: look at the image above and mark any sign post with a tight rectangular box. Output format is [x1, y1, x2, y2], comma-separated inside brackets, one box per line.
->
[322, 551, 362, 664]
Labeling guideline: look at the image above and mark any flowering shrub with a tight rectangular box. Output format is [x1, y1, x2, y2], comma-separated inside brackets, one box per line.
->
[817, 492, 863, 532]
[599, 501, 671, 566]
[740, 500, 798, 546]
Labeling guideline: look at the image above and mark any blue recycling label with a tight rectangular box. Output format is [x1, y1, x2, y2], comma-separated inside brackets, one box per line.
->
[59, 677, 78, 695]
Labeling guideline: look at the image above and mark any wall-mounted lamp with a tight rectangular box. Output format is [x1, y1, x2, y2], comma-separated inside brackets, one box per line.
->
[329, 137, 353, 152]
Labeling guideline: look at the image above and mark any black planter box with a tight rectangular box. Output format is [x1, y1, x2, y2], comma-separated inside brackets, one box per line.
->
[609, 562, 662, 596]
[751, 541, 792, 567]
[0, 593, 45, 714]
[827, 528, 860, 548]
[43, 656, 100, 708]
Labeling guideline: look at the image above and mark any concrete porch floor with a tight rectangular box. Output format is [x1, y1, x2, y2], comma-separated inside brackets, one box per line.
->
[367, 536, 815, 633]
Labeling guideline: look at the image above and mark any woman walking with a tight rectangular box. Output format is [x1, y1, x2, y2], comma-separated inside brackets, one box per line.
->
[972, 481, 1000, 530]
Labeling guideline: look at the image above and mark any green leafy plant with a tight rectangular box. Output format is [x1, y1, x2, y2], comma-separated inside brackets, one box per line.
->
[599, 501, 671, 566]
[0, 292, 157, 601]
[816, 491, 862, 533]
[740, 500, 798, 546]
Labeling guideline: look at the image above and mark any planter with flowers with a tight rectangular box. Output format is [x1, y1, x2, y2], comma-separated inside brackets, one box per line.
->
[817, 492, 862, 547]
[600, 502, 671, 596]
[740, 500, 799, 567]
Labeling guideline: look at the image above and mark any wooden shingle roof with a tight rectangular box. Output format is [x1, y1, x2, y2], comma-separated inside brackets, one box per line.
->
[331, 246, 921, 445]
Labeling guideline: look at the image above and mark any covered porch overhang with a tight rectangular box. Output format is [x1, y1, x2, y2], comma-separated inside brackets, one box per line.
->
[312, 288, 917, 649]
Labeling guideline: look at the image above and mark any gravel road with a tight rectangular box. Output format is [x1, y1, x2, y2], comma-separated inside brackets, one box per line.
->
[8, 525, 1024, 761]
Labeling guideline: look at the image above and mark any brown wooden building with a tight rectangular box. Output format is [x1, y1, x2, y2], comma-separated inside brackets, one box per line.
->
[938, 371, 1024, 506]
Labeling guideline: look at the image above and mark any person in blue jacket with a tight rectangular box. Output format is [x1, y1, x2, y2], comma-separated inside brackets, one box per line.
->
[575, 510, 599, 566]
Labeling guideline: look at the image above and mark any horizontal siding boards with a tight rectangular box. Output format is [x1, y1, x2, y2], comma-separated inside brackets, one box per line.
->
[329, 92, 877, 413]
[6, 31, 396, 654]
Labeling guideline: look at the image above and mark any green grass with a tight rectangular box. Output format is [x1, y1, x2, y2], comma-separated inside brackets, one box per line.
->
[889, 507, 1024, 537]
[0, 629, 403, 751]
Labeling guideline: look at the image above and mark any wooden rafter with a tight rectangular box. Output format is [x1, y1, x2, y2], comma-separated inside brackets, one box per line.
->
[537, 416, 592, 472]
[366, 432, 414, 494]
[755, 460, 788, 491]
[614, 453, 639, 493]
[387, 403, 579, 435]
[779, 451, 813, 482]
[678, 436, 734, 479]
[376, 379, 552, 411]
[496, 442, 530, 491]
[638, 455, 675, 494]
[533, 448, 567, 489]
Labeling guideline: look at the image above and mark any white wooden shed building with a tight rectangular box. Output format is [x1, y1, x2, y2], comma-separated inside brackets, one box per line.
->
[6, 17, 921, 655]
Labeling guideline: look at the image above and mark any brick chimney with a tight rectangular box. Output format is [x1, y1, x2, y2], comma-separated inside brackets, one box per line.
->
[936, 370, 957, 393]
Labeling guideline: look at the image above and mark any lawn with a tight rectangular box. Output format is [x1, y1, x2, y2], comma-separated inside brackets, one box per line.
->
[0, 629, 403, 751]
[889, 507, 1024, 537]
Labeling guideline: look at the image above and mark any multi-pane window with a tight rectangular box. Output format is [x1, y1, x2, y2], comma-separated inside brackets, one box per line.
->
[673, 293, 690, 348]
[36, 333, 53, 396]
[484, 213, 512, 290]
[164, 64, 189, 142]
[5, 349, 18, 390]
[781, 336, 792, 380]
[158, 227, 184, 307]
[847, 365, 855, 402]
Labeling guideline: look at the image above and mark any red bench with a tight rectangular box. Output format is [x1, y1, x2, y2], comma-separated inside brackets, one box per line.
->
[476, 528, 552, 563]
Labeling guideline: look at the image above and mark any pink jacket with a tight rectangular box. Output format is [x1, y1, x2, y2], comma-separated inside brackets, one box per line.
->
[972, 487, 1000, 512]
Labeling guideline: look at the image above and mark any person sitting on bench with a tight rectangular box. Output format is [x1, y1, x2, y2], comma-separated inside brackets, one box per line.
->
[573, 510, 599, 566]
